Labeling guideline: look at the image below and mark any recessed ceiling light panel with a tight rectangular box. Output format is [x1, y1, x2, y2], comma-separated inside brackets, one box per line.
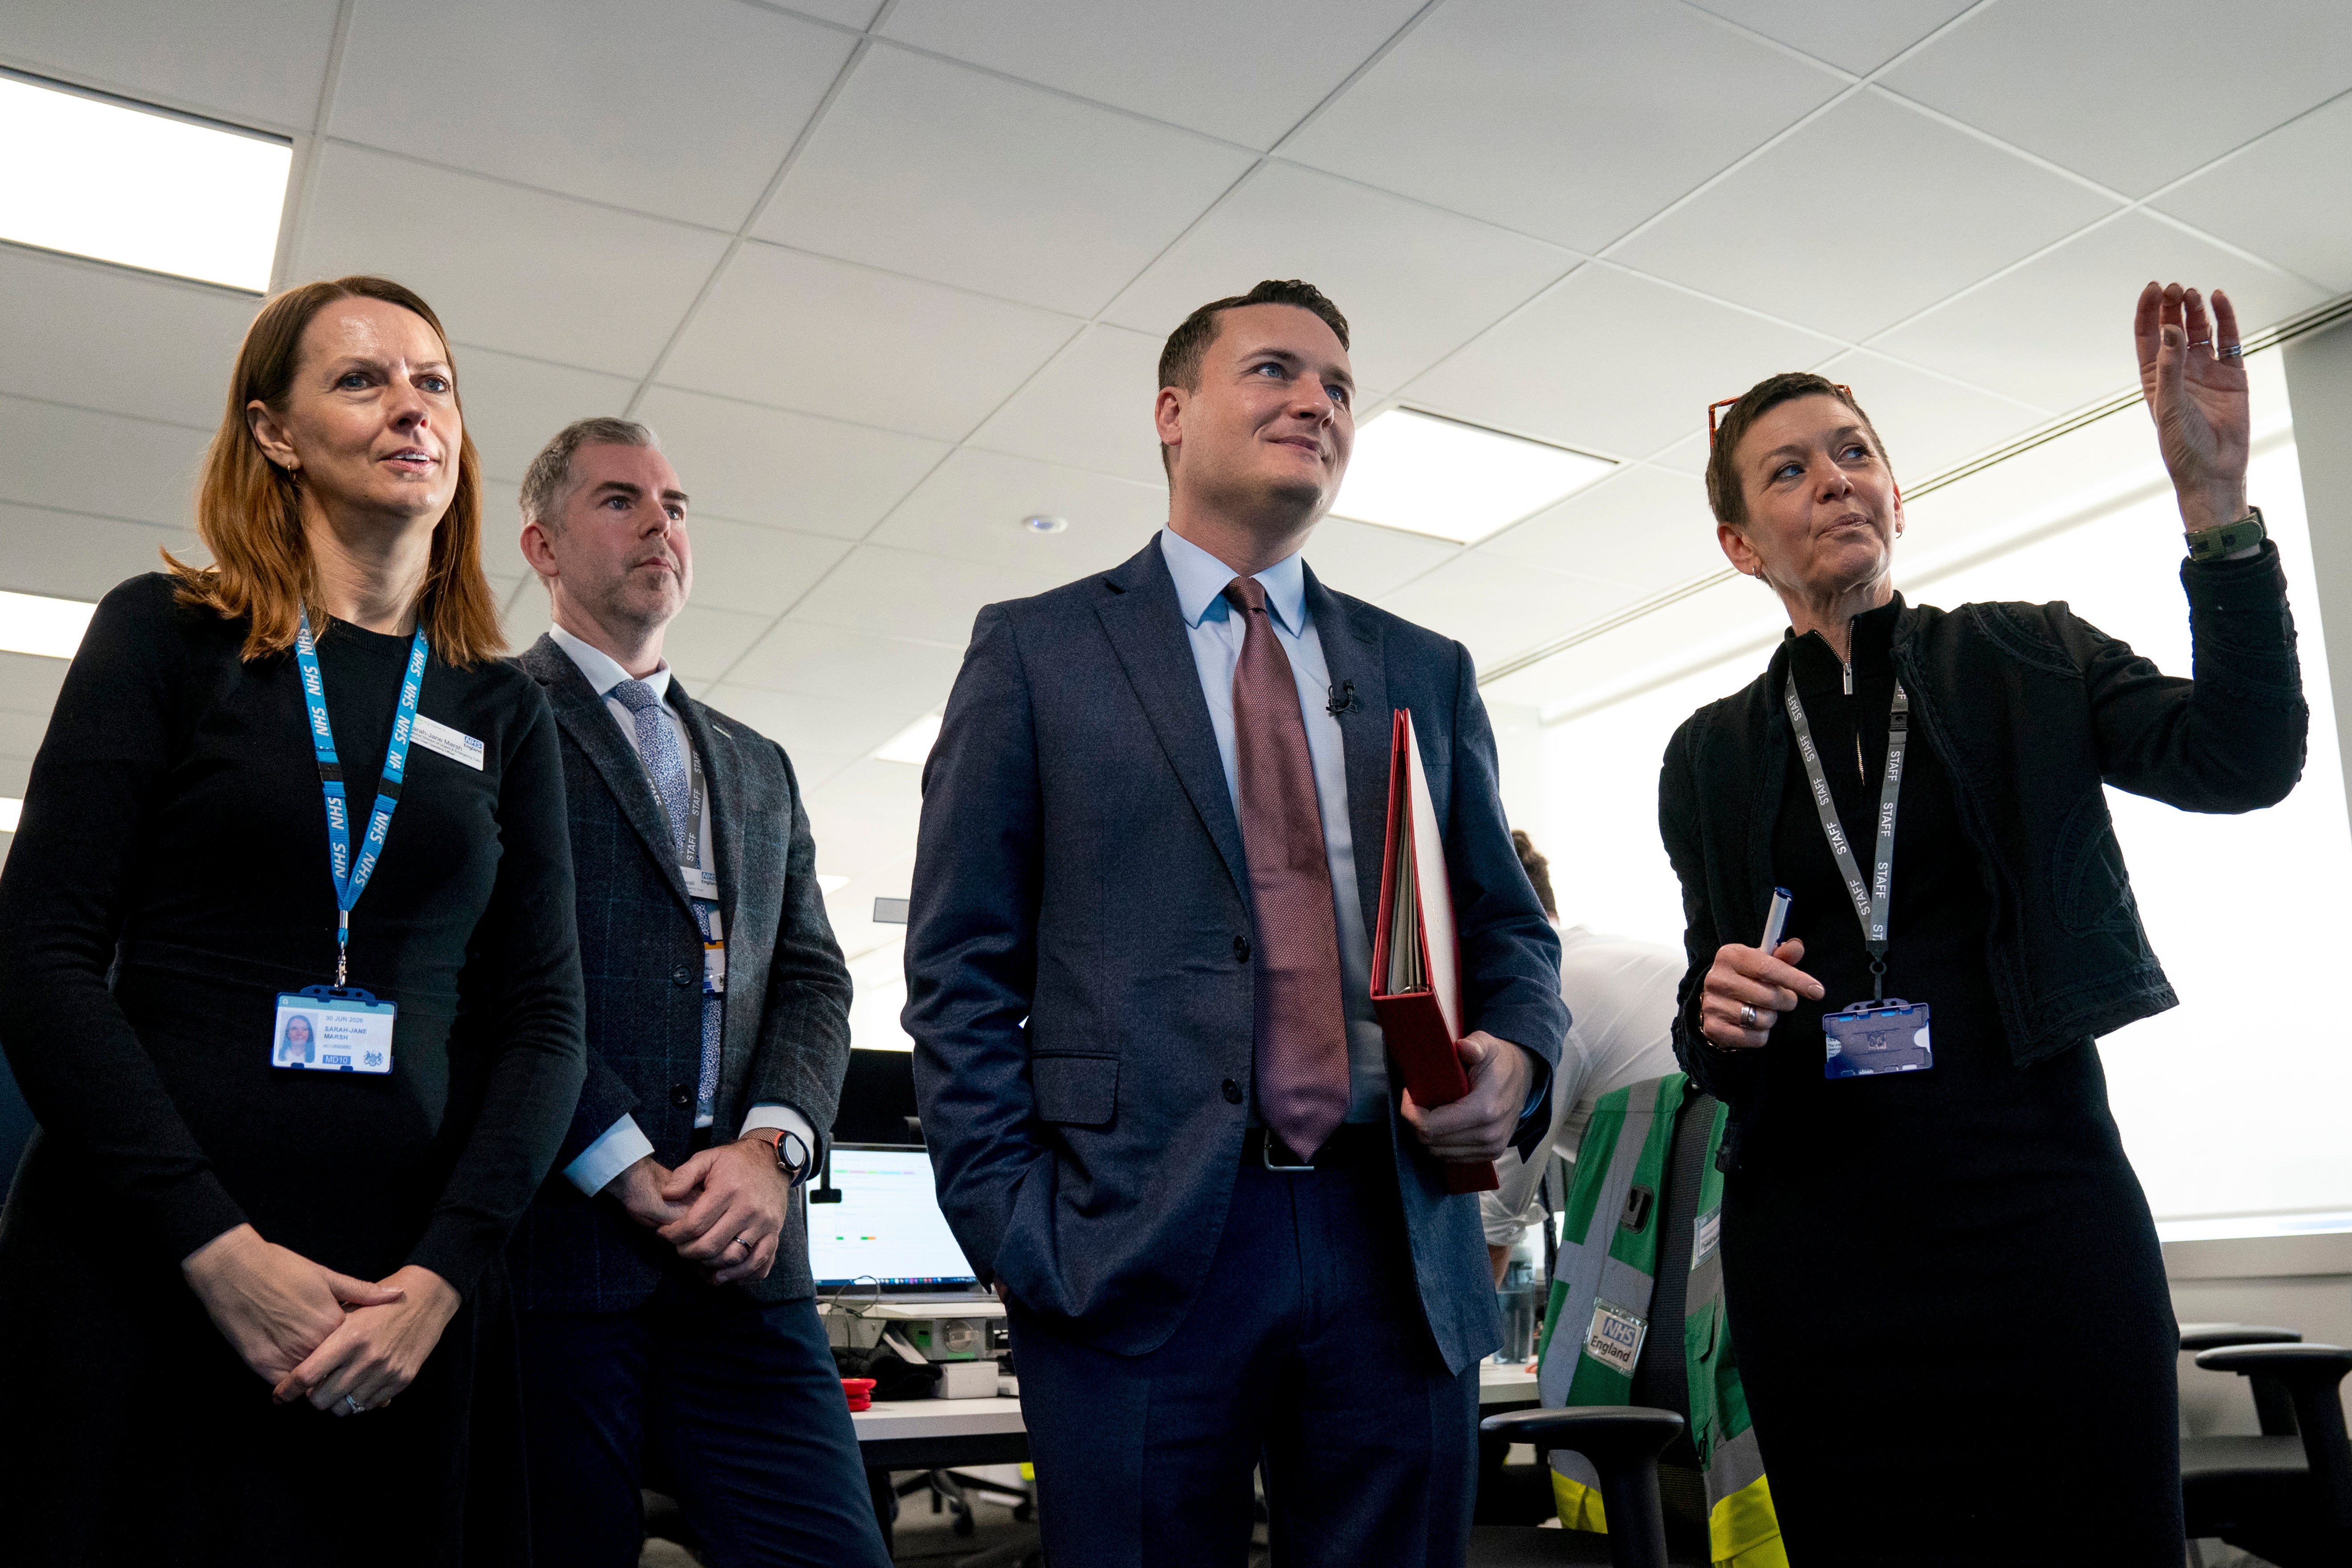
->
[874, 714, 942, 766]
[0, 798, 20, 834]
[1330, 409, 1614, 545]
[0, 73, 290, 292]
[0, 589, 97, 659]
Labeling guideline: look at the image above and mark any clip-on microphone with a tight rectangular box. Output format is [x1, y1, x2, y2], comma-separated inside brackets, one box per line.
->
[1326, 679, 1358, 718]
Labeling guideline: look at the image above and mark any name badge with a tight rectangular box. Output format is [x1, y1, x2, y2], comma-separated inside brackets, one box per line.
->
[703, 940, 726, 995]
[273, 985, 395, 1073]
[681, 864, 719, 901]
[410, 713, 484, 771]
[1824, 997, 1933, 1078]
[1584, 1298, 1648, 1378]
[1693, 1208, 1722, 1270]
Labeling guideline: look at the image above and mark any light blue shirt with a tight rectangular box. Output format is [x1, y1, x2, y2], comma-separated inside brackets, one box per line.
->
[1157, 528, 1389, 1122]
[548, 624, 812, 1195]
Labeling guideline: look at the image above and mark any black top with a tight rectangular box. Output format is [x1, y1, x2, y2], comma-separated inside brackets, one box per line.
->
[0, 574, 586, 1293]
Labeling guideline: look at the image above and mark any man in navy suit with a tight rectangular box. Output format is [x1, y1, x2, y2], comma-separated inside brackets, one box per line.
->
[508, 418, 887, 1568]
[904, 280, 1567, 1567]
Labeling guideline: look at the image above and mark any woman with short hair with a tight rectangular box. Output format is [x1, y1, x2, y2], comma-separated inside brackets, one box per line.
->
[1661, 283, 2304, 1564]
[0, 276, 587, 1563]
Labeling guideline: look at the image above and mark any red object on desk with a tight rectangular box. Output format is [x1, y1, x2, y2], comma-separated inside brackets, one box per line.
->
[1370, 709, 1499, 1196]
[841, 1378, 876, 1412]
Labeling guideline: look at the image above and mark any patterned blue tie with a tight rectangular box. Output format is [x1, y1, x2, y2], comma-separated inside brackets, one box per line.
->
[611, 678, 722, 1125]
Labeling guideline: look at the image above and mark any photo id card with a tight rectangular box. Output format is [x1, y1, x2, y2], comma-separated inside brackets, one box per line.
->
[273, 985, 396, 1073]
[1824, 998, 1932, 1078]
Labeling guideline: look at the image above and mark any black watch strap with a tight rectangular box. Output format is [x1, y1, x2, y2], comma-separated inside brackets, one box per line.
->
[2186, 506, 2265, 563]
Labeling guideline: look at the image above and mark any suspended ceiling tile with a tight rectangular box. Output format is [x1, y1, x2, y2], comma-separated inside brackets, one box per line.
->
[757, 46, 1254, 316]
[1808, 348, 2049, 482]
[965, 323, 1170, 486]
[0, 394, 208, 531]
[658, 241, 1079, 443]
[1374, 550, 1642, 676]
[1306, 518, 1460, 604]
[802, 758, 929, 876]
[0, 248, 255, 430]
[450, 347, 637, 483]
[479, 480, 532, 582]
[868, 448, 1165, 579]
[880, 0, 1422, 150]
[632, 385, 948, 542]
[683, 517, 851, 619]
[332, 0, 849, 230]
[658, 603, 773, 683]
[1475, 464, 1723, 592]
[726, 619, 965, 712]
[0, 501, 198, 603]
[0, 0, 341, 131]
[298, 143, 727, 378]
[1684, 0, 1974, 76]
[1102, 162, 1578, 393]
[1283, 0, 1841, 253]
[786, 0, 886, 26]
[1404, 266, 1842, 463]
[2154, 91, 2352, 295]
[500, 580, 553, 651]
[1481, 572, 1781, 721]
[0, 653, 68, 721]
[1649, 432, 1712, 476]
[0, 709, 49, 765]
[1879, 0, 2352, 197]
[1613, 90, 2117, 343]
[1869, 211, 2324, 413]
[698, 681, 913, 761]
[786, 543, 1061, 646]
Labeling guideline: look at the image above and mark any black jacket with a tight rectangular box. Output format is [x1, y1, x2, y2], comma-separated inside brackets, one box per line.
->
[1661, 546, 2306, 1147]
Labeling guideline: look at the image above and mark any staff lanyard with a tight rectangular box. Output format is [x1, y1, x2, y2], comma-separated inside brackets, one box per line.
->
[1783, 675, 1908, 1001]
[295, 609, 428, 987]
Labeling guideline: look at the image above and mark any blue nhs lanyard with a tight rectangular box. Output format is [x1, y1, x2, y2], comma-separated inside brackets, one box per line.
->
[294, 609, 427, 987]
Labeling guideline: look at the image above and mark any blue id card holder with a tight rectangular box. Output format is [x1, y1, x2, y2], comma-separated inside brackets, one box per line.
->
[273, 985, 396, 1073]
[1823, 998, 1932, 1078]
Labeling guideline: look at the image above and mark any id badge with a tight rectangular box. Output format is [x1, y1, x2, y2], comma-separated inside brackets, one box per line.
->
[1584, 1298, 1648, 1378]
[1823, 997, 1932, 1078]
[273, 985, 395, 1073]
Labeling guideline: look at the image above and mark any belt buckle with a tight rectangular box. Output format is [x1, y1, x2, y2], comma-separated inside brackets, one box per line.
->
[1260, 1132, 1316, 1173]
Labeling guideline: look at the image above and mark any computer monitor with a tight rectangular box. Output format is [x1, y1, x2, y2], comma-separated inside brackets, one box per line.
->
[807, 1143, 979, 1292]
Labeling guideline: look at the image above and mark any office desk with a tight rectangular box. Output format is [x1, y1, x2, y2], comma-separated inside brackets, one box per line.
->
[851, 1361, 1540, 1544]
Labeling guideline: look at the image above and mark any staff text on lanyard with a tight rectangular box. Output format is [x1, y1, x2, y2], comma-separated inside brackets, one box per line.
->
[1782, 676, 1908, 1001]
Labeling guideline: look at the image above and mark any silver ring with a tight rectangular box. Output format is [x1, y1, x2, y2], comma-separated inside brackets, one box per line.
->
[2190, 337, 2212, 348]
[341, 1395, 363, 1416]
[733, 1235, 752, 1252]
[2220, 344, 2244, 358]
[1739, 1004, 1759, 1029]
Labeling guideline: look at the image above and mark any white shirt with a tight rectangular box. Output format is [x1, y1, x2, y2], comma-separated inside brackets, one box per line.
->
[549, 624, 813, 1195]
[1156, 529, 1388, 1121]
[1480, 924, 1684, 1248]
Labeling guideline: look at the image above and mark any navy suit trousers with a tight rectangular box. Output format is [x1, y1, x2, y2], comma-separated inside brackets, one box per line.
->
[518, 1274, 888, 1568]
[1009, 1151, 1480, 1568]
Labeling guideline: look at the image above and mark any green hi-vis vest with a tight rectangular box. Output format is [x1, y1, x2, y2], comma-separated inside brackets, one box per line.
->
[1534, 1074, 1785, 1568]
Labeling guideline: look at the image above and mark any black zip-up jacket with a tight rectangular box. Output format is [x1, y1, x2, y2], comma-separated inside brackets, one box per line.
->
[1660, 544, 2306, 1153]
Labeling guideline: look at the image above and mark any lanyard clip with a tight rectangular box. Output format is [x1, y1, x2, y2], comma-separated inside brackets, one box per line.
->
[336, 909, 350, 989]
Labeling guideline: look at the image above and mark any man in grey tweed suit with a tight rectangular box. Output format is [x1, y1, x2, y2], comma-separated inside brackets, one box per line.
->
[509, 417, 886, 1568]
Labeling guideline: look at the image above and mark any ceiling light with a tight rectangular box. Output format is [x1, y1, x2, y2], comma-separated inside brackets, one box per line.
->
[0, 590, 97, 659]
[1022, 515, 1068, 535]
[874, 714, 941, 766]
[817, 874, 851, 894]
[1330, 409, 1613, 545]
[0, 73, 290, 292]
[0, 798, 19, 833]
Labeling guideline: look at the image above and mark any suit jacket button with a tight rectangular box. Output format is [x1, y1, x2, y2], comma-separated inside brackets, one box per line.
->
[1233, 935, 1250, 963]
[1221, 1078, 1244, 1105]
[670, 1084, 693, 1109]
[672, 965, 693, 987]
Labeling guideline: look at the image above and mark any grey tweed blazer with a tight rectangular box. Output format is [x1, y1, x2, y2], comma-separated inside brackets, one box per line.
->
[507, 634, 852, 1310]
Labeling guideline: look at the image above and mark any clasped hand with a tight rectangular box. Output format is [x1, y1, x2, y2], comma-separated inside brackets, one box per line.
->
[181, 1223, 460, 1417]
[1399, 1029, 1535, 1165]
[611, 1134, 788, 1286]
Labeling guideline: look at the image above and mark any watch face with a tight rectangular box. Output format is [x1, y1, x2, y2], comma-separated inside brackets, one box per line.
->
[779, 1130, 810, 1175]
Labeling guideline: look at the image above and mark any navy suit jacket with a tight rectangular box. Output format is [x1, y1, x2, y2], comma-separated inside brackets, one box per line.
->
[903, 539, 1565, 1372]
[508, 636, 853, 1310]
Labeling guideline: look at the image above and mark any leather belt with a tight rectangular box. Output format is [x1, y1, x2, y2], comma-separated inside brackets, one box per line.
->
[1242, 1123, 1385, 1171]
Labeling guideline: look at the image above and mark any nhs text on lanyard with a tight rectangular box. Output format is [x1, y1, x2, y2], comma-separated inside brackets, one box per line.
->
[273, 610, 416, 1074]
[1783, 677, 1934, 1079]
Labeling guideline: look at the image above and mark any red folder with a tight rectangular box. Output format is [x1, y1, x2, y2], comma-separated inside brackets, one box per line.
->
[1371, 709, 1499, 1196]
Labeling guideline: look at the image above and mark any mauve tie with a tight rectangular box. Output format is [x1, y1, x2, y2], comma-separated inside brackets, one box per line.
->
[1223, 576, 1350, 1160]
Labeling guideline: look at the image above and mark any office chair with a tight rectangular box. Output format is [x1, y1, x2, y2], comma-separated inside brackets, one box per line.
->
[1466, 1406, 1705, 1568]
[2180, 1322, 2304, 1435]
[2181, 1341, 2352, 1568]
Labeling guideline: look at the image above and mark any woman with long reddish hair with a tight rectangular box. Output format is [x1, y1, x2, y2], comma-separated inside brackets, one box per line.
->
[0, 276, 586, 1563]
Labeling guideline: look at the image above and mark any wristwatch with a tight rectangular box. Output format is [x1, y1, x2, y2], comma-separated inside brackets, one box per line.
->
[760, 1127, 813, 1184]
[2185, 506, 2265, 563]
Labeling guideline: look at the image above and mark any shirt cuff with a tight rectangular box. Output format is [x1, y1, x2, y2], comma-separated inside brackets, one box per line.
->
[564, 1114, 654, 1196]
[739, 1102, 815, 1154]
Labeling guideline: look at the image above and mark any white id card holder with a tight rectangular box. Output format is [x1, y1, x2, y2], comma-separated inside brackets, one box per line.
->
[273, 985, 395, 1073]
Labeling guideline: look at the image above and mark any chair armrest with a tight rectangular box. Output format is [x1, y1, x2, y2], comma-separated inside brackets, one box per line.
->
[2180, 1322, 2303, 1353]
[1480, 1408, 1685, 1568]
[2193, 1344, 2352, 1530]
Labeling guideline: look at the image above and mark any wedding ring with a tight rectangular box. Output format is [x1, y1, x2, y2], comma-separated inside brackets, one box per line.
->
[1739, 1004, 1759, 1029]
[734, 1235, 752, 1253]
[341, 1395, 363, 1416]
[2190, 337, 2212, 348]
[2221, 344, 2245, 358]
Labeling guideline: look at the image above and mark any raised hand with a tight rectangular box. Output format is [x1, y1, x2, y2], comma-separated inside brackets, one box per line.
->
[2133, 281, 2251, 532]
